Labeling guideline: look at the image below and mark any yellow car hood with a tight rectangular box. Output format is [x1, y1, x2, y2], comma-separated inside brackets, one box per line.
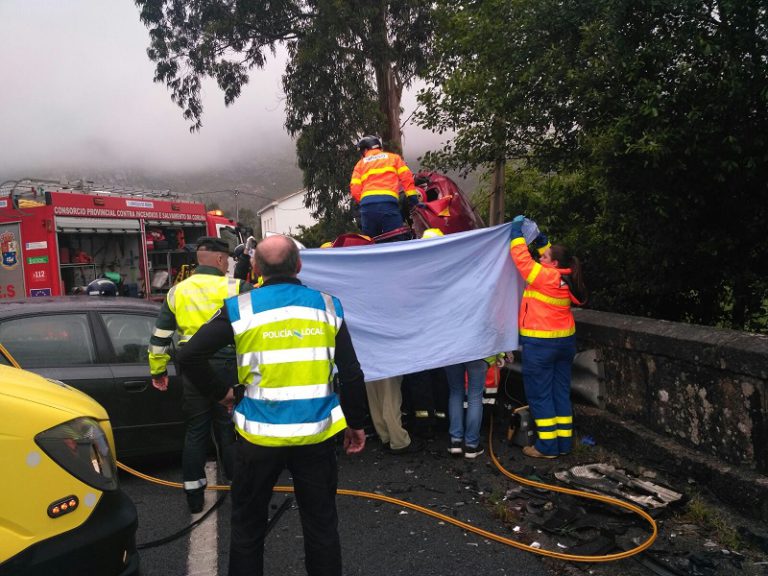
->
[0, 364, 109, 420]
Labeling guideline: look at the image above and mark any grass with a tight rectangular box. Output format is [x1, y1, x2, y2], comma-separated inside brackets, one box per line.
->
[487, 488, 523, 526]
[677, 494, 742, 550]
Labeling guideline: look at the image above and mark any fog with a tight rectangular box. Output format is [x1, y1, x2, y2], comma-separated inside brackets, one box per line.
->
[0, 0, 444, 185]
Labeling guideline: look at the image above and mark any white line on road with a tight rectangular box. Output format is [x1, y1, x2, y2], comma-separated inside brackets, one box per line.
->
[187, 461, 220, 576]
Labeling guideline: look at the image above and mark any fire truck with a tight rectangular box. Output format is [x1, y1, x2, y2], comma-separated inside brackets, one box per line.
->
[0, 179, 249, 301]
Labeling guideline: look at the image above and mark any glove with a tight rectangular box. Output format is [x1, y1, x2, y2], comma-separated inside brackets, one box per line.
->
[509, 214, 525, 240]
[533, 233, 551, 255]
[408, 195, 420, 208]
[245, 236, 257, 256]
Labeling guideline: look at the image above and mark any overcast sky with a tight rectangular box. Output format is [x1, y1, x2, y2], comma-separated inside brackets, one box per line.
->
[0, 0, 440, 179]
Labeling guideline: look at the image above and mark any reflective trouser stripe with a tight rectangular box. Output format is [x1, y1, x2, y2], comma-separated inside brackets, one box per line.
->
[521, 336, 576, 457]
[184, 479, 207, 491]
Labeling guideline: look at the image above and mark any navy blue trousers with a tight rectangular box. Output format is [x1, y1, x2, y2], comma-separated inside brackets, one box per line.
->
[521, 335, 576, 456]
[359, 200, 403, 237]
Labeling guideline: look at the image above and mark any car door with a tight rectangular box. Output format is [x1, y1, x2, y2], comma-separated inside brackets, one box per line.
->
[0, 311, 111, 419]
[97, 311, 185, 457]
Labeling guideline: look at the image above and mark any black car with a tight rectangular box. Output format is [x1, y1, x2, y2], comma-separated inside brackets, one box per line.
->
[0, 297, 184, 458]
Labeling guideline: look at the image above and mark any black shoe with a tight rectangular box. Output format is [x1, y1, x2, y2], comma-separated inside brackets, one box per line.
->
[186, 490, 204, 514]
[385, 437, 425, 455]
[447, 439, 463, 455]
[463, 444, 485, 459]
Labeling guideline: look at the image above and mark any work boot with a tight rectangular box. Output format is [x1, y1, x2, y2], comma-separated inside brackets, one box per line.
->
[522, 445, 557, 459]
[186, 489, 205, 514]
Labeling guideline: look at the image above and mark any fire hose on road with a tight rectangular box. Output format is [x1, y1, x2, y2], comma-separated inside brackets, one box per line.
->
[118, 414, 657, 562]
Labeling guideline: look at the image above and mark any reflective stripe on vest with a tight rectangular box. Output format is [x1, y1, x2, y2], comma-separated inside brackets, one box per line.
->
[169, 275, 240, 343]
[227, 285, 346, 447]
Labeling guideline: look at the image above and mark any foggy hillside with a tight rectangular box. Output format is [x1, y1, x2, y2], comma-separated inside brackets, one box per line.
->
[0, 142, 305, 228]
[0, 143, 483, 232]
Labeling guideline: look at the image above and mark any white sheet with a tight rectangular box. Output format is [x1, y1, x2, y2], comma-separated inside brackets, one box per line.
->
[298, 222, 523, 381]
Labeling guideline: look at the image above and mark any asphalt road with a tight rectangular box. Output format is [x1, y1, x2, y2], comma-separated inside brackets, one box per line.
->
[120, 433, 555, 576]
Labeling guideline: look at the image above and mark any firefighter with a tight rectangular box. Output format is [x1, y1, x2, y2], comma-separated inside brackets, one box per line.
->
[508, 215, 587, 458]
[349, 135, 422, 238]
[148, 237, 252, 513]
[176, 234, 367, 576]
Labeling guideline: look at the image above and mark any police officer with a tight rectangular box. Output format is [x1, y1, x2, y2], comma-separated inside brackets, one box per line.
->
[177, 234, 367, 576]
[148, 236, 252, 513]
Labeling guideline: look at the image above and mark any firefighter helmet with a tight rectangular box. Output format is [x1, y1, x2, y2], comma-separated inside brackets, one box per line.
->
[421, 228, 445, 239]
[357, 135, 382, 153]
[86, 278, 118, 296]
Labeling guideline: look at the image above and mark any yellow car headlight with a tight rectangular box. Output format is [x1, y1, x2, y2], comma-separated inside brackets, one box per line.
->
[35, 417, 118, 491]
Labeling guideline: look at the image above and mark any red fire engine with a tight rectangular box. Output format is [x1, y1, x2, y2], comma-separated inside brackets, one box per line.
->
[0, 179, 248, 300]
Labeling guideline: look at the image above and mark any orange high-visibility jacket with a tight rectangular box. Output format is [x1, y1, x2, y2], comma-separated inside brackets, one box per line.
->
[510, 237, 582, 338]
[350, 149, 421, 206]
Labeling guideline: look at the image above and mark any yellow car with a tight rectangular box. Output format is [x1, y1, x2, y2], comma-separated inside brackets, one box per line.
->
[0, 351, 140, 575]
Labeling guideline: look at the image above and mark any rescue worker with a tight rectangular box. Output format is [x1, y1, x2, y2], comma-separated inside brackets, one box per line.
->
[176, 234, 367, 576]
[508, 215, 587, 458]
[148, 237, 252, 513]
[349, 135, 422, 238]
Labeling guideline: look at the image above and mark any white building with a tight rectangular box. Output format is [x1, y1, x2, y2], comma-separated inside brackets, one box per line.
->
[257, 189, 317, 238]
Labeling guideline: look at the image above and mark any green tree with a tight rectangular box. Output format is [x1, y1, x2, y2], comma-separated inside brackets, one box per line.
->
[419, 0, 768, 331]
[135, 0, 433, 222]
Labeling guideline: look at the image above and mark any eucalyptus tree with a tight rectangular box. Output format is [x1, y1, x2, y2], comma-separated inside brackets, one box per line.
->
[135, 0, 433, 220]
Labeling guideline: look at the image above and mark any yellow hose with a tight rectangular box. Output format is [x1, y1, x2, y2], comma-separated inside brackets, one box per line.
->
[117, 418, 657, 562]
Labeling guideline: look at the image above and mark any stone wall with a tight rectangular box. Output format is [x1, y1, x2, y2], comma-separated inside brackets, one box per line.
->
[573, 309, 768, 474]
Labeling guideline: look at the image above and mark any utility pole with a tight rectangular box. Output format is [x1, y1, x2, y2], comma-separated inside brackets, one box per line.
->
[234, 189, 239, 222]
[489, 157, 506, 226]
